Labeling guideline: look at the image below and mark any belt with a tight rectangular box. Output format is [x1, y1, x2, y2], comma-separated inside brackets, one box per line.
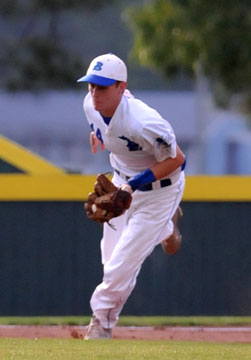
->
[138, 178, 172, 191]
[114, 169, 172, 191]
[114, 169, 130, 181]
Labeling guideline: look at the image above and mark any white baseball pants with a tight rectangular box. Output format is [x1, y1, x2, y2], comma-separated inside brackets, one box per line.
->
[90, 171, 185, 329]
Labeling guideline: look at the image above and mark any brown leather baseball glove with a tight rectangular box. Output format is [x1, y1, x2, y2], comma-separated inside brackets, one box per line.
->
[84, 173, 132, 225]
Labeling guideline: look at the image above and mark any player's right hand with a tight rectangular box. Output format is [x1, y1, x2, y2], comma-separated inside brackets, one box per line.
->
[119, 183, 133, 194]
[90, 131, 105, 154]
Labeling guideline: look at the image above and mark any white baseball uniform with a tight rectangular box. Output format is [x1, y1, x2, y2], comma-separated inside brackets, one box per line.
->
[83, 90, 185, 329]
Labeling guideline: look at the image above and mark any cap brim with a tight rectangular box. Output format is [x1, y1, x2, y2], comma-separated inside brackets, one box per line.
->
[77, 74, 117, 86]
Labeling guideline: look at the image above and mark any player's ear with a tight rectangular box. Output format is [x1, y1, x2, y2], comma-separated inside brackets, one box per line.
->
[120, 81, 127, 94]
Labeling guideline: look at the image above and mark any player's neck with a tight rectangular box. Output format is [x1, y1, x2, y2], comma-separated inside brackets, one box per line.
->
[100, 113, 112, 125]
[100, 110, 114, 117]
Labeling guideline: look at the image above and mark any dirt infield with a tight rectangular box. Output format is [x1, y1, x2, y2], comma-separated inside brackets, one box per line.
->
[0, 325, 251, 342]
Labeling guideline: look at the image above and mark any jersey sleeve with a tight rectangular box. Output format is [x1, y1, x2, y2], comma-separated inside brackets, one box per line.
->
[139, 118, 177, 162]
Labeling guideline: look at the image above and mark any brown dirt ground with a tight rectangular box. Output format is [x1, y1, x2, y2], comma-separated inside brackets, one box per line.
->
[0, 325, 251, 343]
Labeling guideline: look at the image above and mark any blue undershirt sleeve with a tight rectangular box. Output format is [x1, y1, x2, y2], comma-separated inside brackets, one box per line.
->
[128, 168, 156, 191]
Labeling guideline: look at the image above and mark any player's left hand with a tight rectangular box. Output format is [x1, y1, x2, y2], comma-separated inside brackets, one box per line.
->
[90, 131, 105, 154]
[85, 174, 132, 224]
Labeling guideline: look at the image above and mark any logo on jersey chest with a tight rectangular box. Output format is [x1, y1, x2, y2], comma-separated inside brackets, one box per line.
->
[119, 136, 142, 151]
[90, 124, 104, 144]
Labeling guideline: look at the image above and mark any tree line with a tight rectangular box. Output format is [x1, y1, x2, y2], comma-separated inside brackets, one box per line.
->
[1, 0, 251, 117]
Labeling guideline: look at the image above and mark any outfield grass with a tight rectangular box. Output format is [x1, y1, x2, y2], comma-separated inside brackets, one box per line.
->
[0, 338, 250, 360]
[0, 316, 251, 326]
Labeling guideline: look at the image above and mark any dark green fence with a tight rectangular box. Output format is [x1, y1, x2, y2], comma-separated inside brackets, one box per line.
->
[0, 201, 250, 316]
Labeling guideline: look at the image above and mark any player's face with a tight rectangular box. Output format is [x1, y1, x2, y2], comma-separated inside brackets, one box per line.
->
[88, 82, 126, 117]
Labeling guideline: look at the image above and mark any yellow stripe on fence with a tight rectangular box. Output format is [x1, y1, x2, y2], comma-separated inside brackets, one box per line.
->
[0, 135, 64, 174]
[0, 175, 250, 201]
[185, 176, 251, 201]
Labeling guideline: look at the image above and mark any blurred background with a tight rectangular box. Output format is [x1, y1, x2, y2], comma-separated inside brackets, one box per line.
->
[1, 0, 251, 175]
[0, 0, 251, 317]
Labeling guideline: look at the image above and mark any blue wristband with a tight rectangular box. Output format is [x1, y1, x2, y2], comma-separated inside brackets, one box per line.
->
[128, 168, 156, 191]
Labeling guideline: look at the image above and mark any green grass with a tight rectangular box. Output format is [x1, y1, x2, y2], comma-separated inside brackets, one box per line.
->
[0, 317, 250, 359]
[0, 338, 250, 360]
[0, 316, 251, 327]
[119, 316, 251, 327]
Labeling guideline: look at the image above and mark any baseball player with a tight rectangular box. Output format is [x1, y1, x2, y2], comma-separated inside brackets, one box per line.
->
[77, 53, 186, 340]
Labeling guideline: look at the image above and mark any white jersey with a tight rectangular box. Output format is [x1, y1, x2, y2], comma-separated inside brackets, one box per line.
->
[83, 91, 178, 177]
[82, 88, 185, 330]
